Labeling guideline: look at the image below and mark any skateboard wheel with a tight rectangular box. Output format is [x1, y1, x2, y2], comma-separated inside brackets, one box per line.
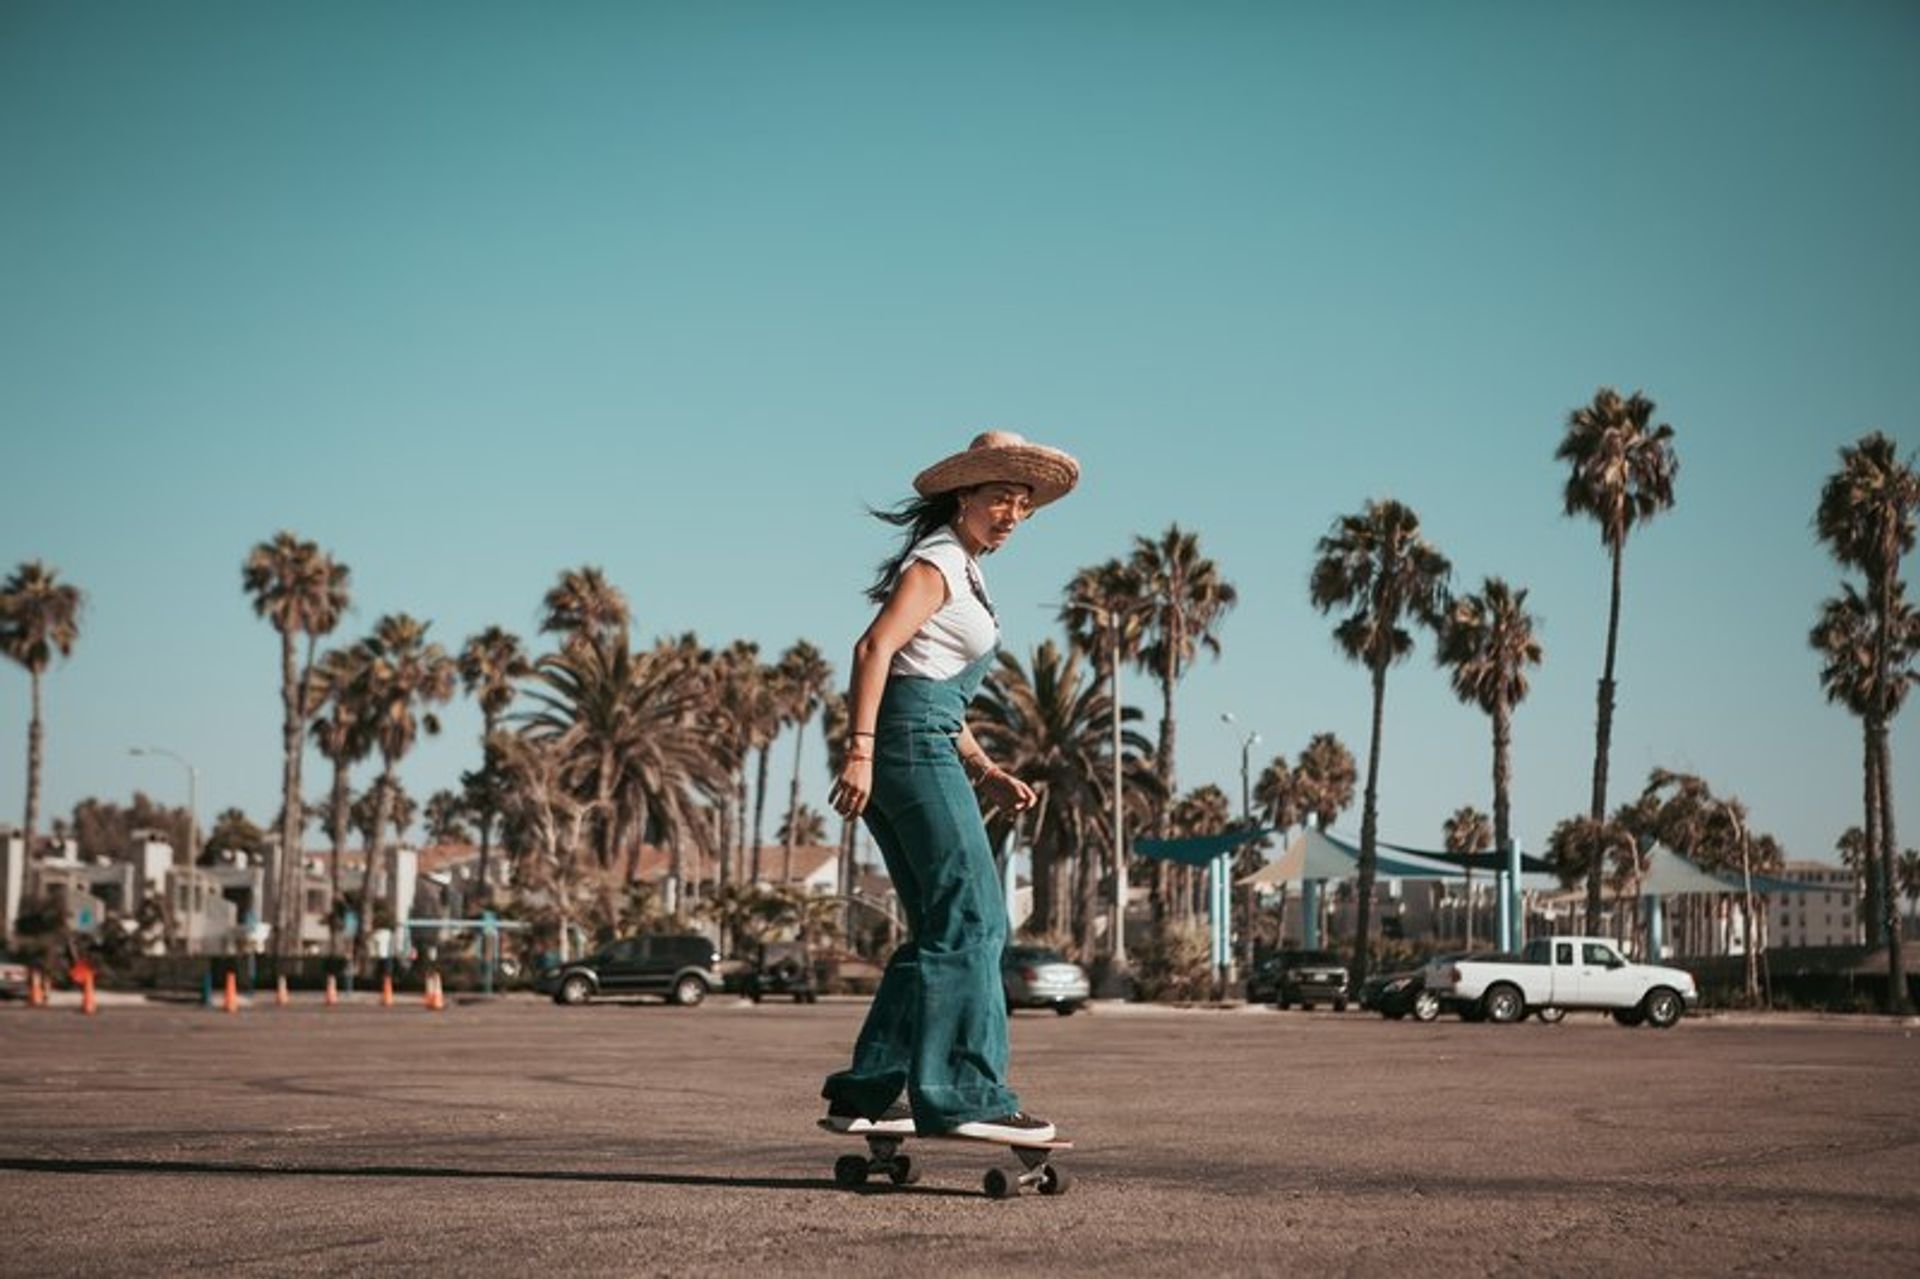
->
[887, 1155, 920, 1186]
[1037, 1163, 1070, 1196]
[983, 1168, 1017, 1199]
[834, 1153, 869, 1188]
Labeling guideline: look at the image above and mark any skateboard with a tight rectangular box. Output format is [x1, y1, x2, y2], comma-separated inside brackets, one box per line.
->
[818, 1119, 1073, 1199]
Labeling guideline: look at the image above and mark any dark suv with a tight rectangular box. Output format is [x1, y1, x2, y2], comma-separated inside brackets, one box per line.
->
[538, 934, 721, 1007]
[1261, 948, 1350, 1011]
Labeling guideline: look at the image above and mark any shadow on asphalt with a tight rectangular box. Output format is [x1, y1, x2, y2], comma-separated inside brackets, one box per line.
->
[0, 1156, 977, 1198]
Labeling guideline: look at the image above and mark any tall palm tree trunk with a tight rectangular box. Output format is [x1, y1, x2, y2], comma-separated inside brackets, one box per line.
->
[1873, 719, 1910, 1012]
[1353, 663, 1388, 988]
[783, 732, 805, 883]
[752, 745, 771, 882]
[1154, 656, 1177, 924]
[277, 629, 304, 958]
[327, 758, 350, 958]
[1862, 721, 1882, 940]
[24, 670, 42, 851]
[1484, 691, 1515, 950]
[1587, 542, 1624, 931]
[476, 710, 498, 904]
[364, 765, 396, 968]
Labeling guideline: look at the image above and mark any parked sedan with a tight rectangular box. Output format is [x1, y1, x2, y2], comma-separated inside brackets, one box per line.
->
[1358, 967, 1440, 1021]
[1268, 949, 1350, 1011]
[0, 951, 29, 1000]
[536, 934, 721, 1007]
[1001, 945, 1090, 1015]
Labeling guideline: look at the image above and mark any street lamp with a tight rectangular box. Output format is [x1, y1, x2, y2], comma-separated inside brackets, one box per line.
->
[1219, 713, 1261, 991]
[129, 746, 198, 866]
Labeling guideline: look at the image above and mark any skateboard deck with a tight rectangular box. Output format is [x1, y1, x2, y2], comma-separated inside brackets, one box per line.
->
[818, 1119, 1073, 1198]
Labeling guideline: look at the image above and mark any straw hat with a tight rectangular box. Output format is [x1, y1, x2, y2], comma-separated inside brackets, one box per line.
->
[913, 431, 1080, 508]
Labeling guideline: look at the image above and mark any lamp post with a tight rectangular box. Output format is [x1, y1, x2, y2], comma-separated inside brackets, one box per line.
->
[129, 746, 198, 866]
[1220, 713, 1260, 992]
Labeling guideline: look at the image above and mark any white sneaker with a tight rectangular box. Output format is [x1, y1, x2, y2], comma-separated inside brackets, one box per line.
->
[825, 1100, 915, 1136]
[952, 1111, 1056, 1143]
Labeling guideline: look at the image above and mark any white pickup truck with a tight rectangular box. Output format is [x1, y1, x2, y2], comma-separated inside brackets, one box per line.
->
[1424, 936, 1699, 1028]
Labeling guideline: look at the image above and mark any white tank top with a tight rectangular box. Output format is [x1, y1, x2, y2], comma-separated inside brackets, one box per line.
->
[888, 528, 999, 680]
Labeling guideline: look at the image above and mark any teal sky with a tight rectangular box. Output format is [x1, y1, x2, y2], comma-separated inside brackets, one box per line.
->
[3, 2, 1915, 869]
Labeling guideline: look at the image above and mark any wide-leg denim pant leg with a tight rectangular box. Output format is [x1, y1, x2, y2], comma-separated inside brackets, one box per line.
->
[821, 656, 1019, 1132]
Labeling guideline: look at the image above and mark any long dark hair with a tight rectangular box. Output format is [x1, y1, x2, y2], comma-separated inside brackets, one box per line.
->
[866, 491, 961, 604]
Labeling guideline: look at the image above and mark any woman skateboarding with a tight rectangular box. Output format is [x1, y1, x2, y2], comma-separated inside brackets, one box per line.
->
[821, 430, 1078, 1145]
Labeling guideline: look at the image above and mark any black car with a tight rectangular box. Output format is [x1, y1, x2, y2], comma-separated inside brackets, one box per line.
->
[537, 933, 721, 1007]
[1264, 949, 1350, 1011]
[744, 940, 819, 1004]
[1357, 967, 1440, 1021]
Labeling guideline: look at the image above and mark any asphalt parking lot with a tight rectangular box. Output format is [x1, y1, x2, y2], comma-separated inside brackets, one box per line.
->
[2, 996, 1916, 1277]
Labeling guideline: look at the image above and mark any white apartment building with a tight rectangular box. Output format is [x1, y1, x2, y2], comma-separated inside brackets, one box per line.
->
[1772, 860, 1861, 949]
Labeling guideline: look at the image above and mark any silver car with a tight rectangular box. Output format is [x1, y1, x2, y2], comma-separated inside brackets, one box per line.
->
[1002, 944, 1090, 1015]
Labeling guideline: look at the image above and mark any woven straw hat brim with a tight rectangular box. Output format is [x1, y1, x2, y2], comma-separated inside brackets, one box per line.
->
[913, 442, 1080, 508]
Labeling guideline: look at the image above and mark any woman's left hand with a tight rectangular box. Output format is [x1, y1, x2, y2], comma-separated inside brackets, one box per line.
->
[979, 766, 1037, 812]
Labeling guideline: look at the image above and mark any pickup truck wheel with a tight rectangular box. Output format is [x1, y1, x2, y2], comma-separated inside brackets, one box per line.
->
[1483, 984, 1526, 1024]
[1411, 991, 1441, 1022]
[1642, 988, 1684, 1029]
[1535, 1006, 1566, 1024]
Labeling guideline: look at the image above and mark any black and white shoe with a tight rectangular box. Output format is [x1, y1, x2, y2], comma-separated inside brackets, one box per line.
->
[825, 1099, 915, 1136]
[952, 1111, 1056, 1143]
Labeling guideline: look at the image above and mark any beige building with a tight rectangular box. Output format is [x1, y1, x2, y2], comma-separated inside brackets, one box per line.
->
[1772, 860, 1861, 949]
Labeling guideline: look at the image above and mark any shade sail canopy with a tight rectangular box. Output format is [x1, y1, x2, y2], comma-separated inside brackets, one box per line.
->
[1638, 844, 1822, 896]
[1239, 827, 1559, 890]
[1133, 827, 1275, 868]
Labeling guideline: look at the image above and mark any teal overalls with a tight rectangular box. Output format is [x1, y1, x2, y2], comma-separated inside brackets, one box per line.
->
[821, 646, 1019, 1131]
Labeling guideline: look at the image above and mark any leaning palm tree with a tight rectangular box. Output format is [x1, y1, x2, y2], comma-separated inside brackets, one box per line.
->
[1638, 768, 1782, 1001]
[1253, 755, 1303, 832]
[1436, 576, 1545, 924]
[243, 532, 351, 956]
[1835, 825, 1875, 935]
[1061, 557, 1150, 965]
[710, 640, 766, 887]
[309, 644, 372, 957]
[1309, 498, 1451, 988]
[820, 689, 857, 913]
[974, 640, 1154, 945]
[458, 626, 533, 901]
[1442, 806, 1493, 948]
[0, 561, 84, 857]
[540, 566, 631, 652]
[1555, 388, 1678, 930]
[774, 640, 832, 884]
[1127, 528, 1237, 922]
[1815, 431, 1920, 1013]
[353, 614, 456, 930]
[776, 803, 828, 849]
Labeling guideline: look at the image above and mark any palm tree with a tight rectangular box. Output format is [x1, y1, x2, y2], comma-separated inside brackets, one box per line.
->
[1810, 586, 1905, 942]
[0, 561, 84, 858]
[1637, 768, 1782, 1000]
[1127, 527, 1237, 922]
[1442, 806, 1493, 948]
[1900, 849, 1920, 928]
[424, 790, 471, 845]
[820, 689, 857, 917]
[746, 653, 783, 883]
[973, 640, 1155, 946]
[1253, 755, 1303, 832]
[774, 641, 832, 884]
[353, 614, 456, 932]
[710, 640, 766, 888]
[458, 626, 532, 902]
[243, 532, 351, 956]
[309, 645, 372, 956]
[1556, 388, 1679, 931]
[1436, 577, 1544, 918]
[488, 730, 593, 957]
[1061, 557, 1150, 966]
[776, 803, 827, 850]
[1309, 498, 1451, 988]
[1293, 733, 1358, 832]
[539, 566, 631, 652]
[1836, 825, 1874, 935]
[1815, 431, 1920, 1013]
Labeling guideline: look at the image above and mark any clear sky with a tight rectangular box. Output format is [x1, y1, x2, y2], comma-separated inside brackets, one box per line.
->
[3, 1, 1915, 870]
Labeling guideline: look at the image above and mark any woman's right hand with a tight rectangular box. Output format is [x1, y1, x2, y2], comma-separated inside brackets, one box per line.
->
[831, 756, 875, 819]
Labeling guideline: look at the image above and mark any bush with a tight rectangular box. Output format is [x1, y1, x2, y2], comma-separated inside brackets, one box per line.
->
[1132, 921, 1212, 1002]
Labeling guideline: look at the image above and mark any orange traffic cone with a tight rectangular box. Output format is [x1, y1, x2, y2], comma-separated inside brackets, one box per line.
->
[275, 975, 290, 1008]
[80, 971, 97, 1016]
[28, 969, 45, 1008]
[323, 974, 339, 1007]
[223, 971, 239, 1014]
[380, 973, 394, 1008]
[424, 972, 443, 1011]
